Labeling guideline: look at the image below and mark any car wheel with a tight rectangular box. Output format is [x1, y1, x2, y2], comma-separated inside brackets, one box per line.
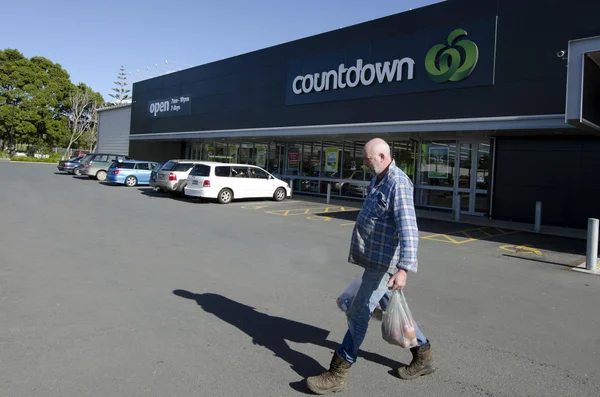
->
[125, 176, 137, 187]
[273, 187, 286, 202]
[96, 170, 107, 181]
[218, 188, 233, 204]
[74, 168, 81, 176]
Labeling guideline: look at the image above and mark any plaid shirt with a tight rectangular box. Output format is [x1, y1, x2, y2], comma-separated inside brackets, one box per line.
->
[348, 161, 419, 273]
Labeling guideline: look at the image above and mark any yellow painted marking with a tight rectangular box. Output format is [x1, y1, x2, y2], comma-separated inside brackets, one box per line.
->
[264, 206, 358, 216]
[422, 227, 519, 245]
[241, 205, 268, 209]
[499, 244, 543, 256]
[340, 222, 356, 227]
[477, 229, 494, 237]
[306, 216, 332, 221]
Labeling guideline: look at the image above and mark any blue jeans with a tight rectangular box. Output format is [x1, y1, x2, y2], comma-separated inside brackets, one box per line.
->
[337, 268, 428, 364]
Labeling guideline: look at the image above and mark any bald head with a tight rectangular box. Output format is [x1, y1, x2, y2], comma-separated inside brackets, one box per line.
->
[363, 138, 392, 176]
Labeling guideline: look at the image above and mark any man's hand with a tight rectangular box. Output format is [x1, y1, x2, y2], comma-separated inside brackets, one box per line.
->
[387, 269, 407, 290]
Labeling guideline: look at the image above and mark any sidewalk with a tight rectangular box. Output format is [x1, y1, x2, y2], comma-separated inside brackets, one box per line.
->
[289, 193, 590, 241]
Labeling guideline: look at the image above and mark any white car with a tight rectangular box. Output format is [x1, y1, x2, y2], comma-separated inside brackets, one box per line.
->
[184, 162, 291, 204]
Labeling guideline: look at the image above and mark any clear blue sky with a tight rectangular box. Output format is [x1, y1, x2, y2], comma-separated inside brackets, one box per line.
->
[1, 0, 442, 102]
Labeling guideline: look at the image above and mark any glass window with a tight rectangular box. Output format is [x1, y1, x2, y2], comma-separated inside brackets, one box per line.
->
[416, 189, 454, 208]
[190, 164, 211, 176]
[249, 167, 268, 179]
[161, 160, 177, 171]
[476, 143, 491, 190]
[418, 142, 456, 188]
[173, 162, 194, 172]
[215, 166, 231, 177]
[392, 141, 416, 180]
[285, 144, 301, 176]
[255, 144, 268, 168]
[268, 143, 284, 174]
[113, 162, 135, 169]
[458, 143, 472, 189]
[238, 143, 254, 165]
[231, 166, 249, 178]
[93, 154, 108, 162]
[321, 141, 341, 179]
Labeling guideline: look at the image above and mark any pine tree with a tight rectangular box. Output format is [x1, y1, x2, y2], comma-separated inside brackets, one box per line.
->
[108, 65, 130, 104]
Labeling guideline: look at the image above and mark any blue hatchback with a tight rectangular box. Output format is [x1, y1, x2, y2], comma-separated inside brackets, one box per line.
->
[107, 160, 158, 187]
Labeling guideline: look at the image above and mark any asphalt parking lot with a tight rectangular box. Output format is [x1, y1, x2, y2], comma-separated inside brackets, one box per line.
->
[1, 162, 600, 397]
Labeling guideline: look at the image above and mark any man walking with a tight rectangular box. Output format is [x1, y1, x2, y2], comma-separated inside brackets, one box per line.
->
[306, 138, 435, 394]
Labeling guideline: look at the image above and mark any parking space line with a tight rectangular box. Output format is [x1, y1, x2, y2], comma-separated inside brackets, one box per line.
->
[422, 227, 519, 245]
[264, 206, 358, 216]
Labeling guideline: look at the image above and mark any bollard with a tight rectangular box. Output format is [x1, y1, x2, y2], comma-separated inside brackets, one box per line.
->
[534, 201, 542, 233]
[288, 178, 293, 199]
[326, 183, 332, 204]
[454, 194, 461, 222]
[586, 218, 599, 272]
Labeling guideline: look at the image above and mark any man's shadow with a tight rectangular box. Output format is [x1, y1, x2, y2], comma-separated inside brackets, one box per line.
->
[173, 290, 403, 393]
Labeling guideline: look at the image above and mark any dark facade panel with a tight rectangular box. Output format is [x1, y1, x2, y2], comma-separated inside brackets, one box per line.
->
[131, 0, 600, 135]
[493, 137, 600, 228]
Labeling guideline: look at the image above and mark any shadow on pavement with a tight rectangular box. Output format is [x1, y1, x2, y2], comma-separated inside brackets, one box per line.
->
[172, 290, 404, 393]
[137, 188, 208, 203]
[313, 210, 587, 258]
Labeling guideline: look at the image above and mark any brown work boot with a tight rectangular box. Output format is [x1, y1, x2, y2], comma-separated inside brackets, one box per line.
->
[306, 352, 352, 394]
[397, 341, 436, 380]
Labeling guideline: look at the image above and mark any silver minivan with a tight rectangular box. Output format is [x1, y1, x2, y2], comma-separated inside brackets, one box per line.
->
[155, 159, 205, 195]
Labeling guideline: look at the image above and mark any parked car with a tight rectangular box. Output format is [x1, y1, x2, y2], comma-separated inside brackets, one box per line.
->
[184, 162, 291, 204]
[72, 150, 90, 157]
[79, 153, 129, 181]
[149, 162, 165, 190]
[106, 160, 159, 187]
[70, 154, 93, 175]
[57, 156, 85, 174]
[155, 159, 205, 195]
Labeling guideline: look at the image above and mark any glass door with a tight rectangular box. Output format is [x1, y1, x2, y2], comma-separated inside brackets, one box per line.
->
[416, 140, 491, 216]
[455, 140, 490, 216]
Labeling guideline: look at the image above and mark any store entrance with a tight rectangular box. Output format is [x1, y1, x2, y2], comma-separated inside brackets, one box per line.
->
[415, 140, 491, 216]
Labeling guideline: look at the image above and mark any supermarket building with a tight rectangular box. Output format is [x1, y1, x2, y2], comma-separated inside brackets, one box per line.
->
[104, 0, 600, 229]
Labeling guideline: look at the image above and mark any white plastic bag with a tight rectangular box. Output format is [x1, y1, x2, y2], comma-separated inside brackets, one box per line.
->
[336, 272, 363, 313]
[381, 289, 418, 348]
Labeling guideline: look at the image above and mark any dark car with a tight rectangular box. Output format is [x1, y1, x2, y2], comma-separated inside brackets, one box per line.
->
[149, 162, 165, 190]
[57, 156, 85, 175]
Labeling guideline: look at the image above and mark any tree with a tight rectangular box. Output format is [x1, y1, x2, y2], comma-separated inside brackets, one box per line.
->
[64, 83, 104, 159]
[108, 65, 130, 105]
[0, 49, 73, 150]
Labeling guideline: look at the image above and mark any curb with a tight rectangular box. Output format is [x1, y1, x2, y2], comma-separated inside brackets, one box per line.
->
[6, 160, 57, 165]
[572, 259, 600, 275]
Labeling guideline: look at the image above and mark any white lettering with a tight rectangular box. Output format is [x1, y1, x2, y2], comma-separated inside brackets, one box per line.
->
[337, 64, 347, 89]
[302, 74, 314, 93]
[397, 57, 414, 81]
[291, 57, 415, 95]
[149, 100, 171, 116]
[346, 59, 362, 88]
[360, 63, 376, 86]
[292, 76, 303, 94]
[375, 61, 397, 83]
[313, 73, 326, 92]
[323, 70, 338, 90]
